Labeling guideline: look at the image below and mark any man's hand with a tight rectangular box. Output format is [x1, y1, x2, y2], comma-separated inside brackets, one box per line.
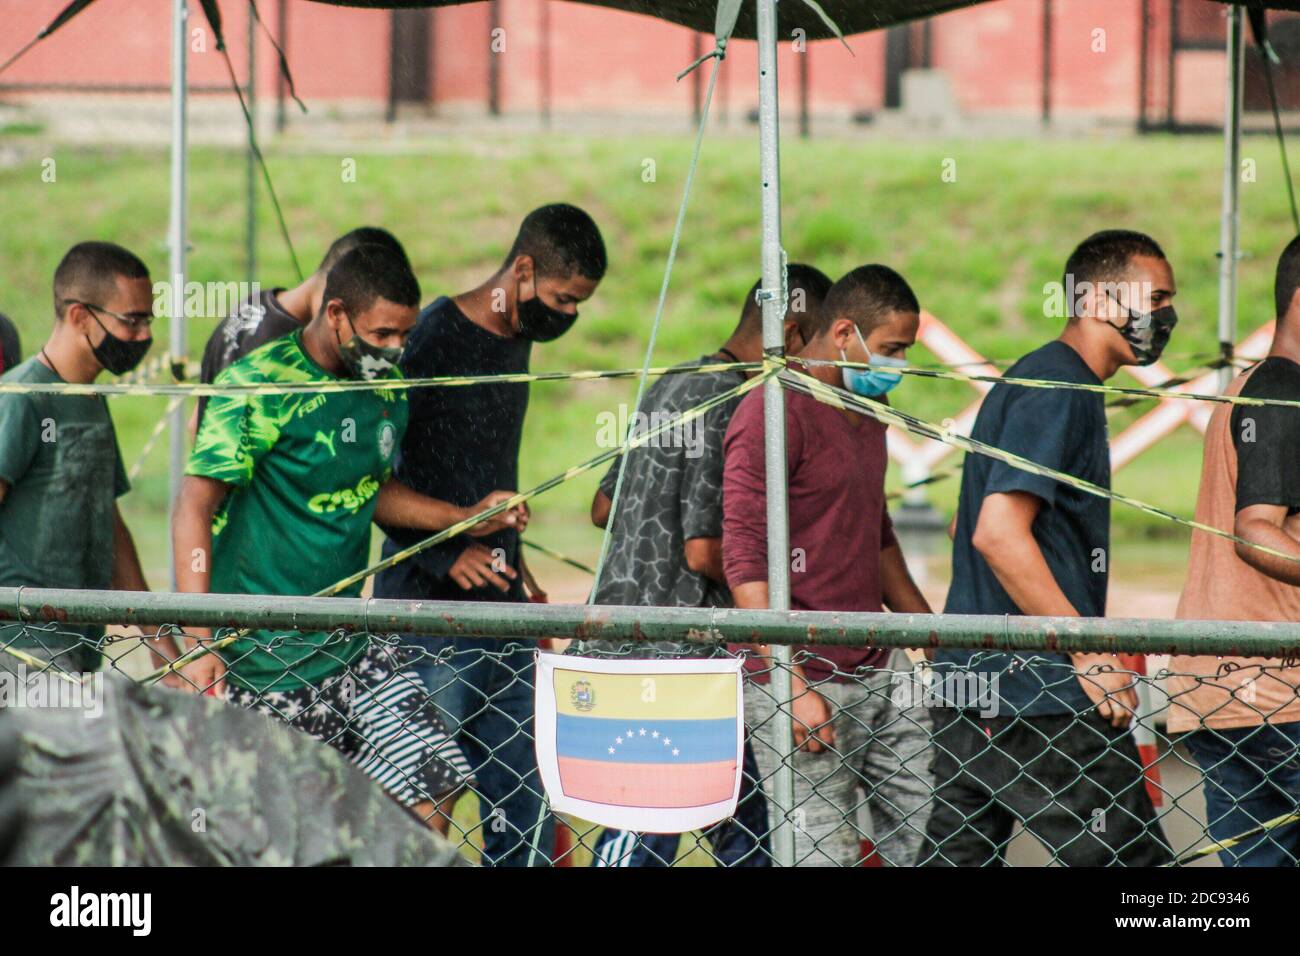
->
[449, 542, 518, 592]
[519, 550, 547, 603]
[1073, 653, 1138, 728]
[465, 492, 528, 537]
[791, 686, 835, 753]
[179, 649, 227, 697]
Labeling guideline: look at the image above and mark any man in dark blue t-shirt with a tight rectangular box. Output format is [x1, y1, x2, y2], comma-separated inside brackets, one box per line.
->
[919, 230, 1176, 866]
[374, 204, 605, 866]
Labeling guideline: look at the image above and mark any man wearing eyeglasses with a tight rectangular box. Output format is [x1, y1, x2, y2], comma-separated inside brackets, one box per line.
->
[0, 241, 174, 677]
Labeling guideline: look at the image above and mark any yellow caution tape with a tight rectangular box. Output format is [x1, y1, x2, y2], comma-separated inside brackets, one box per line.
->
[783, 367, 1300, 565]
[809, 357, 1300, 412]
[2, 361, 761, 398]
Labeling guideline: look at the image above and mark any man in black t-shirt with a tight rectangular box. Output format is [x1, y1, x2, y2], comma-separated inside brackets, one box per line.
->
[190, 227, 410, 432]
[920, 231, 1177, 866]
[374, 204, 606, 866]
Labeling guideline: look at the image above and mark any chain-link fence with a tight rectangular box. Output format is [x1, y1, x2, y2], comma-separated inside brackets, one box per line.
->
[4, 598, 1300, 868]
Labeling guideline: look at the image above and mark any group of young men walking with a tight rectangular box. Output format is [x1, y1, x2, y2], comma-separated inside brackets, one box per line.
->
[4, 216, 1300, 865]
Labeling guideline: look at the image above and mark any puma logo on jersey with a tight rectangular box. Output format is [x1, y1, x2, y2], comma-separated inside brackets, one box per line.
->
[314, 430, 337, 456]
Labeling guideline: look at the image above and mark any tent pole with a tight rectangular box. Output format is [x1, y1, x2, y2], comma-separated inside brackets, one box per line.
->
[168, 0, 189, 589]
[756, 0, 795, 869]
[246, 1, 257, 284]
[1217, 5, 1244, 393]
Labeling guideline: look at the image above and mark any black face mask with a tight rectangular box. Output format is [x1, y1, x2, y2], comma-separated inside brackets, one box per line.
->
[88, 313, 151, 375]
[1106, 296, 1177, 366]
[515, 279, 577, 342]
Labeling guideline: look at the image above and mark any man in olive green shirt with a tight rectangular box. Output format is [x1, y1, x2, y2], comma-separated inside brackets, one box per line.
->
[0, 242, 163, 675]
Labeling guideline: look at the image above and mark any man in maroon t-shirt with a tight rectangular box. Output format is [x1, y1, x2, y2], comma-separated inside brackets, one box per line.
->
[722, 264, 934, 866]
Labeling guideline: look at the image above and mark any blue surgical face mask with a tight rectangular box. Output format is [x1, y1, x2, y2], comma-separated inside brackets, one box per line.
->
[840, 326, 906, 397]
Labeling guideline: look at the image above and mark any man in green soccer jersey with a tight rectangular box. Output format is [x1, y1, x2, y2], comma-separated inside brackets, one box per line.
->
[173, 244, 523, 831]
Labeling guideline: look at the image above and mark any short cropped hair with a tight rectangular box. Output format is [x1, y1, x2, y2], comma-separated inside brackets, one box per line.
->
[1275, 235, 1300, 321]
[318, 227, 410, 275]
[53, 241, 150, 320]
[321, 244, 420, 318]
[503, 203, 607, 281]
[814, 264, 920, 338]
[735, 263, 834, 342]
[1063, 230, 1166, 319]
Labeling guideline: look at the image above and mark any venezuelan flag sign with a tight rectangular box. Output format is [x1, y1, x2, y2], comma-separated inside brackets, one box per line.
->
[534, 652, 744, 833]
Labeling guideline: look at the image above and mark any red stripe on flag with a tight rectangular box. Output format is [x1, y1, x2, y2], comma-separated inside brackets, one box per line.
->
[558, 756, 736, 809]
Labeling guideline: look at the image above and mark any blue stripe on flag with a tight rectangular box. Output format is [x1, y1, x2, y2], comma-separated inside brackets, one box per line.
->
[555, 714, 736, 764]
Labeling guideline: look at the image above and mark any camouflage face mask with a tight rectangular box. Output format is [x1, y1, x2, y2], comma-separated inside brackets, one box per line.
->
[336, 312, 404, 380]
[1105, 294, 1178, 367]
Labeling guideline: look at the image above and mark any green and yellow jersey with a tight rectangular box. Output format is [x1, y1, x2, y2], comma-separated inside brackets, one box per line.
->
[187, 330, 407, 693]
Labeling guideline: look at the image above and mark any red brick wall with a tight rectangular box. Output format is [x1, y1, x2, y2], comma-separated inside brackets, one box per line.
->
[0, 0, 1219, 125]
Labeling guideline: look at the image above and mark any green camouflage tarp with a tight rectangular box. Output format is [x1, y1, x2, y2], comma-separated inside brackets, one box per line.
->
[1, 674, 468, 866]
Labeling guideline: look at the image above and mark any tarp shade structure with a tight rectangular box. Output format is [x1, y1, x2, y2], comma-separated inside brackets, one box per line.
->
[303, 0, 984, 39]
[303, 0, 1300, 40]
[11, 0, 1300, 68]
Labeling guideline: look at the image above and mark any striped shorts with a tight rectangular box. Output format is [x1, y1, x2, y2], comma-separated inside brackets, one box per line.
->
[224, 641, 473, 807]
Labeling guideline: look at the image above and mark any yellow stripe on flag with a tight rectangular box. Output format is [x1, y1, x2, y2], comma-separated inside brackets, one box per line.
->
[553, 668, 737, 721]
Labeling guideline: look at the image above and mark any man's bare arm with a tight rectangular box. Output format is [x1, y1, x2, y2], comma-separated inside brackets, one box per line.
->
[172, 475, 227, 597]
[375, 481, 522, 536]
[1234, 503, 1300, 586]
[730, 579, 833, 752]
[880, 542, 931, 614]
[591, 489, 612, 529]
[972, 490, 1133, 727]
[170, 475, 229, 693]
[684, 536, 725, 583]
[971, 492, 1078, 618]
[111, 502, 189, 672]
[110, 504, 148, 592]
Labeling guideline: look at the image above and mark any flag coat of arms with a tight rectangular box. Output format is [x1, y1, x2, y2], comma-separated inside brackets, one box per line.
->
[534, 652, 745, 833]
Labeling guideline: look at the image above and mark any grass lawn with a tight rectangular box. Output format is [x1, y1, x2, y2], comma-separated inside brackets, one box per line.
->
[1, 130, 1295, 584]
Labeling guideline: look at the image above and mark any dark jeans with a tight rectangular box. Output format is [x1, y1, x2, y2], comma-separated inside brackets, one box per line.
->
[406, 634, 554, 867]
[1183, 721, 1300, 866]
[918, 709, 1172, 866]
[588, 738, 772, 867]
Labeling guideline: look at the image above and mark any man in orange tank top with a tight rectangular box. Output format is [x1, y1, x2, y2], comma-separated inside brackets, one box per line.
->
[1171, 235, 1300, 866]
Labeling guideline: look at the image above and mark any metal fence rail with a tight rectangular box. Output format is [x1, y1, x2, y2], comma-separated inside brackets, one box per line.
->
[4, 587, 1300, 867]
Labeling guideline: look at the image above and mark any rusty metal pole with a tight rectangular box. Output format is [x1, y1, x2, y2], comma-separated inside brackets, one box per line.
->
[7, 587, 1300, 657]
